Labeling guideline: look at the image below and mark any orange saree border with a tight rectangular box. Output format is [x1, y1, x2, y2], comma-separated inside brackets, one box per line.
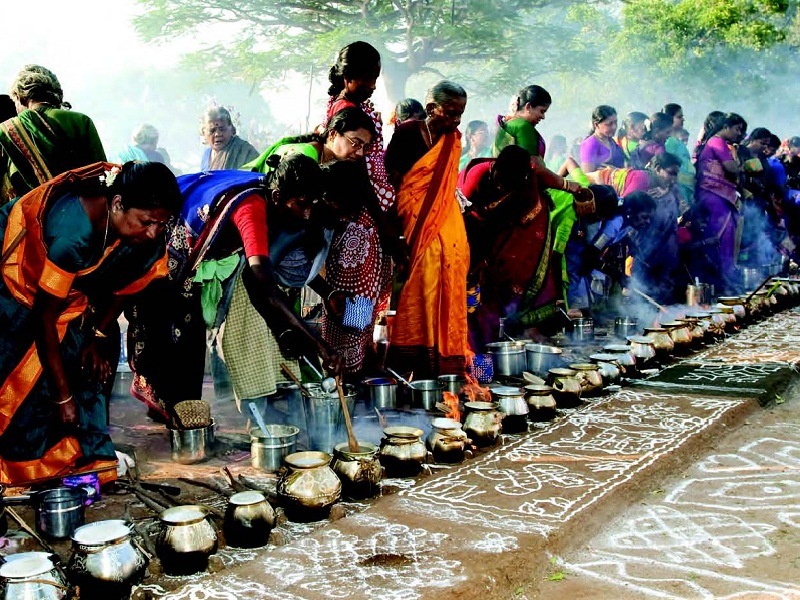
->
[0, 435, 117, 486]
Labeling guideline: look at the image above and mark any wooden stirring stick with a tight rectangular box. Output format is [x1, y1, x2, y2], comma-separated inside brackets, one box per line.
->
[336, 376, 359, 453]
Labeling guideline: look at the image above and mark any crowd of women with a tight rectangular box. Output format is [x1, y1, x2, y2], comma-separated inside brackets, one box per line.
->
[1, 43, 800, 486]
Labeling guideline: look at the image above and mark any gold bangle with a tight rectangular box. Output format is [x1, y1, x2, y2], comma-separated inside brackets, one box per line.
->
[54, 396, 73, 405]
[92, 328, 107, 339]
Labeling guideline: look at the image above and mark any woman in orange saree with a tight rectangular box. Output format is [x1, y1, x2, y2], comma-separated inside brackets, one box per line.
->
[385, 81, 468, 377]
[0, 161, 181, 485]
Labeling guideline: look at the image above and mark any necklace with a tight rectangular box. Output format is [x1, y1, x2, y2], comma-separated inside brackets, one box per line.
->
[101, 207, 110, 252]
[424, 119, 434, 148]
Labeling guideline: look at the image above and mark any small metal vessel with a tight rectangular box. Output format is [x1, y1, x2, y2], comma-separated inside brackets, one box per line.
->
[492, 387, 529, 433]
[0, 552, 68, 600]
[568, 363, 604, 396]
[463, 401, 503, 446]
[223, 491, 275, 548]
[524, 385, 557, 421]
[331, 442, 383, 499]
[157, 506, 218, 576]
[277, 452, 341, 521]
[379, 426, 427, 478]
[426, 418, 469, 464]
[68, 520, 147, 598]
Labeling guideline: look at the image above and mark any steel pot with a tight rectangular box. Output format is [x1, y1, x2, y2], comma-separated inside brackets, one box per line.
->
[524, 344, 563, 376]
[524, 385, 557, 421]
[169, 420, 216, 465]
[379, 426, 427, 478]
[643, 327, 674, 359]
[492, 386, 529, 433]
[36, 487, 86, 540]
[464, 401, 503, 446]
[361, 377, 398, 409]
[602, 344, 638, 375]
[331, 442, 383, 499]
[156, 505, 218, 576]
[742, 266, 764, 291]
[626, 336, 657, 366]
[250, 424, 299, 472]
[0, 552, 69, 600]
[569, 363, 604, 396]
[68, 520, 147, 599]
[437, 374, 466, 395]
[277, 451, 341, 521]
[686, 283, 712, 306]
[302, 384, 357, 453]
[223, 491, 274, 549]
[613, 317, 639, 339]
[426, 418, 469, 464]
[486, 342, 527, 377]
[589, 354, 622, 386]
[408, 380, 443, 411]
[567, 317, 594, 342]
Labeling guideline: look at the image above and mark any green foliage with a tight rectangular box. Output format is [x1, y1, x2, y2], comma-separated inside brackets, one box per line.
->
[134, 0, 590, 101]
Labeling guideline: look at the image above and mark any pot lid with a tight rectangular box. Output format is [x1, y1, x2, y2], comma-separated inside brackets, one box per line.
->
[603, 344, 632, 352]
[0, 552, 56, 578]
[464, 401, 496, 411]
[229, 490, 267, 506]
[430, 417, 463, 430]
[523, 343, 562, 354]
[72, 519, 131, 545]
[160, 505, 208, 525]
[491, 386, 525, 397]
[383, 426, 423, 439]
[590, 354, 619, 362]
[627, 335, 654, 344]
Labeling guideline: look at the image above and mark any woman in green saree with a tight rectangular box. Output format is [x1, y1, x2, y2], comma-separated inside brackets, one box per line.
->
[0, 65, 106, 204]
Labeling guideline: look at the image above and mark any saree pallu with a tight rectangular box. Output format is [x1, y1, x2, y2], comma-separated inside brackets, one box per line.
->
[0, 162, 167, 485]
[0, 107, 106, 203]
[390, 133, 469, 377]
[201, 136, 259, 171]
[587, 167, 650, 198]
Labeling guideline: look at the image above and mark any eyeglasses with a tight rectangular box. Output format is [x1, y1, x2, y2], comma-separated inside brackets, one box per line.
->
[343, 133, 370, 151]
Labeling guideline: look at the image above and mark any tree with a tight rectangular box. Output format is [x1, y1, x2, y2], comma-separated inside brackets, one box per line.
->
[134, 0, 589, 103]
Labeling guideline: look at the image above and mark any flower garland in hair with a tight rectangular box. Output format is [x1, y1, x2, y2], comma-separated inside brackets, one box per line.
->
[102, 166, 121, 188]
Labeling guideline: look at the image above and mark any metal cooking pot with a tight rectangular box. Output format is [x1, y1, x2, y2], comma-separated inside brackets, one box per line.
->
[277, 451, 341, 521]
[524, 385, 557, 422]
[156, 505, 218, 576]
[250, 424, 299, 473]
[0, 552, 69, 600]
[524, 344, 563, 376]
[589, 354, 622, 386]
[223, 491, 274, 549]
[567, 317, 594, 342]
[613, 317, 639, 339]
[438, 374, 466, 395]
[463, 401, 503, 446]
[568, 363, 604, 396]
[426, 418, 469, 464]
[68, 519, 147, 598]
[36, 487, 86, 540]
[491, 387, 530, 417]
[361, 377, 398, 409]
[379, 426, 427, 478]
[409, 380, 443, 411]
[486, 342, 527, 377]
[331, 442, 383, 500]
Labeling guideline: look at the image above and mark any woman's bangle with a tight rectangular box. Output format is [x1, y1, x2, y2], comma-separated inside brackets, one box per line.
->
[92, 327, 107, 339]
[562, 179, 569, 191]
[277, 329, 293, 341]
[326, 289, 337, 301]
[54, 396, 73, 405]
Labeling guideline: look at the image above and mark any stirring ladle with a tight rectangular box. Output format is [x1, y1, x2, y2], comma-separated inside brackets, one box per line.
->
[302, 355, 337, 393]
[248, 402, 272, 439]
[386, 367, 413, 388]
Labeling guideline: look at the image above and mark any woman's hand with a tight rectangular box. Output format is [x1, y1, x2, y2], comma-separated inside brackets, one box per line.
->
[319, 346, 344, 377]
[82, 343, 112, 385]
[55, 396, 78, 427]
[324, 290, 350, 321]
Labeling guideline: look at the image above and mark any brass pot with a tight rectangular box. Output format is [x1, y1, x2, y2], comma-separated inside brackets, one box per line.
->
[643, 327, 674, 359]
[379, 426, 427, 478]
[524, 385, 557, 421]
[718, 305, 739, 332]
[223, 491, 274, 549]
[589, 354, 622, 385]
[602, 344, 638, 375]
[627, 336, 657, 366]
[705, 308, 728, 336]
[426, 418, 469, 464]
[492, 387, 530, 434]
[676, 317, 705, 346]
[546, 368, 583, 407]
[463, 401, 503, 446]
[660, 321, 693, 354]
[277, 451, 341, 520]
[568, 363, 604, 396]
[331, 442, 383, 499]
[717, 296, 746, 319]
[157, 506, 218, 576]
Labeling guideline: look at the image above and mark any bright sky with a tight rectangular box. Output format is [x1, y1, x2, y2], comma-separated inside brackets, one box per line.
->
[0, 0, 184, 90]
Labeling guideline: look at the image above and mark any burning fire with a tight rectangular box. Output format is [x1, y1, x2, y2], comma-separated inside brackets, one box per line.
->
[442, 391, 461, 422]
[462, 372, 492, 403]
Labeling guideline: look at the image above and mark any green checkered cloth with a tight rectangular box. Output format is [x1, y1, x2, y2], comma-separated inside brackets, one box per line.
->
[219, 271, 298, 401]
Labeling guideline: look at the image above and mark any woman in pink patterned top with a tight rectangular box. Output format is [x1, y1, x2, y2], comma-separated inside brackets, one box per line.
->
[324, 41, 395, 211]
